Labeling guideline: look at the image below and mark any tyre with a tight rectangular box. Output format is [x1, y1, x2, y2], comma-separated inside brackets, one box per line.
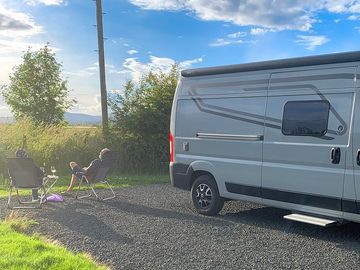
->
[191, 175, 224, 216]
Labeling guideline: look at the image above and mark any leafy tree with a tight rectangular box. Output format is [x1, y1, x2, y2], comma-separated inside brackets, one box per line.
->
[109, 65, 178, 172]
[2, 45, 75, 125]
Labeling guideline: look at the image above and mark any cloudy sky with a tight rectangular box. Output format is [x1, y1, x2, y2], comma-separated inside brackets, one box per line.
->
[1, 0, 360, 116]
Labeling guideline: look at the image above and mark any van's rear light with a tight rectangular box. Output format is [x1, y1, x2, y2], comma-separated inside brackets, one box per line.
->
[170, 131, 174, 163]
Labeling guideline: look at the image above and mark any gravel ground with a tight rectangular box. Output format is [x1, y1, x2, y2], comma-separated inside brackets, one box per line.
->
[1, 184, 360, 270]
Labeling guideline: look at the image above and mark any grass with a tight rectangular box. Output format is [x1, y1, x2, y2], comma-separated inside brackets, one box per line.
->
[0, 174, 170, 269]
[0, 173, 170, 198]
[0, 213, 107, 270]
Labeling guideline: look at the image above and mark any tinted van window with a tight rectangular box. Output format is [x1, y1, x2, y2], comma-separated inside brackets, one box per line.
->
[282, 100, 330, 136]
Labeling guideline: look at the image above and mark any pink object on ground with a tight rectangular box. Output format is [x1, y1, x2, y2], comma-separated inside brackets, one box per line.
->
[46, 194, 64, 202]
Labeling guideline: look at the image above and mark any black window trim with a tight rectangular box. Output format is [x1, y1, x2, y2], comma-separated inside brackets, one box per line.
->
[281, 100, 331, 137]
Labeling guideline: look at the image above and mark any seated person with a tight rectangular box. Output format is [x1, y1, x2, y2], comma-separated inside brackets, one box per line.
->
[62, 148, 111, 195]
[14, 149, 45, 202]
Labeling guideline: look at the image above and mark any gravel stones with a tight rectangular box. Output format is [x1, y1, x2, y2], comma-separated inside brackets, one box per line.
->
[2, 184, 360, 269]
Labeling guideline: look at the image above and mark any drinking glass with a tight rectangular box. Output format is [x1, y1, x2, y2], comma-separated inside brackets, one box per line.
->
[51, 166, 56, 176]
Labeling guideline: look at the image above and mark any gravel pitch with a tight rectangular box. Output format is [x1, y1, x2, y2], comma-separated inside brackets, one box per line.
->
[1, 184, 360, 269]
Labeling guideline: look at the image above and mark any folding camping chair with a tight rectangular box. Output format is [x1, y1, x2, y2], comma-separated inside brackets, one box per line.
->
[7, 158, 46, 209]
[75, 152, 116, 201]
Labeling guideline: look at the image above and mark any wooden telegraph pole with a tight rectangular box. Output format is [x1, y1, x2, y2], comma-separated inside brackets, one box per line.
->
[95, 0, 109, 140]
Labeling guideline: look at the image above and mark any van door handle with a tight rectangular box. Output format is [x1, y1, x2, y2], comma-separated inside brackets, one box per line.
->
[331, 147, 341, 164]
[357, 149, 360, 165]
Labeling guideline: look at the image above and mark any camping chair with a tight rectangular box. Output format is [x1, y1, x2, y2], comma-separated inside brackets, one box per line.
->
[75, 152, 116, 201]
[7, 158, 46, 209]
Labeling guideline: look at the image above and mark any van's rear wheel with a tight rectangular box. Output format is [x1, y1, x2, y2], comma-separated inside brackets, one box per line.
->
[191, 175, 224, 216]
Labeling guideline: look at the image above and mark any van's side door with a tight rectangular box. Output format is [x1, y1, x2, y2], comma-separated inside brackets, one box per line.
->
[262, 66, 354, 215]
[175, 72, 269, 201]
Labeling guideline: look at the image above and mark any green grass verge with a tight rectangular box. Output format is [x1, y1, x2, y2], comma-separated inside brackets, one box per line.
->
[0, 214, 107, 270]
[0, 174, 170, 198]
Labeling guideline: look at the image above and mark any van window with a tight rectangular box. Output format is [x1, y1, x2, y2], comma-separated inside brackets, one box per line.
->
[282, 100, 330, 136]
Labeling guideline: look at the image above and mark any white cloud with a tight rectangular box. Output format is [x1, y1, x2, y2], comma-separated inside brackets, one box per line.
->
[227, 31, 246, 38]
[209, 38, 244, 47]
[0, 39, 58, 54]
[323, 0, 352, 13]
[128, 0, 186, 10]
[250, 28, 269, 36]
[26, 0, 65, 6]
[350, 3, 360, 13]
[179, 57, 203, 69]
[71, 94, 101, 115]
[296, 35, 330, 50]
[122, 55, 203, 81]
[0, 4, 50, 81]
[129, 0, 314, 31]
[65, 68, 96, 78]
[129, 0, 360, 31]
[0, 5, 42, 38]
[0, 104, 11, 117]
[111, 89, 122, 94]
[0, 93, 11, 117]
[127, 49, 138, 55]
[0, 56, 21, 84]
[348, 14, 360, 20]
[67, 62, 125, 77]
[210, 31, 254, 47]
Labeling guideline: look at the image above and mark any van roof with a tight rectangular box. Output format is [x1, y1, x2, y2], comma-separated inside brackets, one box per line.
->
[181, 51, 360, 78]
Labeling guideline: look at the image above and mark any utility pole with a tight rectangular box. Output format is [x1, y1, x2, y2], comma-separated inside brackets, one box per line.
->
[95, 0, 109, 140]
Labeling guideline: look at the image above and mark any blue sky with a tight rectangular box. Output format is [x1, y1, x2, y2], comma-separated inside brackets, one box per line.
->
[1, 0, 360, 116]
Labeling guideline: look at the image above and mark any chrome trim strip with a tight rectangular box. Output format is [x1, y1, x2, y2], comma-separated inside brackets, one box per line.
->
[196, 133, 263, 141]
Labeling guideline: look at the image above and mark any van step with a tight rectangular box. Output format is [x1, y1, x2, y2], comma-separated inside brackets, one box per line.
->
[284, 213, 338, 227]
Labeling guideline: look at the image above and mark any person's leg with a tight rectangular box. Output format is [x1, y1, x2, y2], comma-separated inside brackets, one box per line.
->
[66, 162, 79, 192]
[66, 174, 78, 192]
[66, 162, 86, 192]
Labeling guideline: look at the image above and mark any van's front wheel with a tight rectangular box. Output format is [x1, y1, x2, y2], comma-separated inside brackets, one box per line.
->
[191, 175, 224, 216]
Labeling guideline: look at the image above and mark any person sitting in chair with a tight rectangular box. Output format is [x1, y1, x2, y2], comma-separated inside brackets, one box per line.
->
[15, 149, 45, 202]
[62, 148, 111, 195]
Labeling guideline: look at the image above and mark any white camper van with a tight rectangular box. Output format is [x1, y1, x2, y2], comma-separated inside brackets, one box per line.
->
[170, 51, 360, 226]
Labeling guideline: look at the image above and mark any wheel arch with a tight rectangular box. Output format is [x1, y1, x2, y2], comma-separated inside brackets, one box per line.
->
[188, 160, 223, 193]
[190, 170, 215, 189]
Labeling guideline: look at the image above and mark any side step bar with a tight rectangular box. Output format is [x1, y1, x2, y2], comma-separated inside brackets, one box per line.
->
[284, 213, 338, 227]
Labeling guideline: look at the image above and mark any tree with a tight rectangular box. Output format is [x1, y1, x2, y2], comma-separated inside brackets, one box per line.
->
[2, 45, 75, 125]
[109, 65, 179, 172]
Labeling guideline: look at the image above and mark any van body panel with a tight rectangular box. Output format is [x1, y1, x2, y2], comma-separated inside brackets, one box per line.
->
[178, 72, 270, 97]
[175, 72, 269, 200]
[170, 51, 360, 223]
[261, 67, 355, 213]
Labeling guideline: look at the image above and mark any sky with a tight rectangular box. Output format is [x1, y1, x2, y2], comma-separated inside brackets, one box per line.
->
[1, 0, 360, 117]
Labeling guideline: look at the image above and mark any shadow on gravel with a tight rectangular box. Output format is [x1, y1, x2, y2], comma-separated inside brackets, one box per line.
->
[102, 200, 234, 228]
[40, 202, 133, 244]
[222, 204, 360, 253]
